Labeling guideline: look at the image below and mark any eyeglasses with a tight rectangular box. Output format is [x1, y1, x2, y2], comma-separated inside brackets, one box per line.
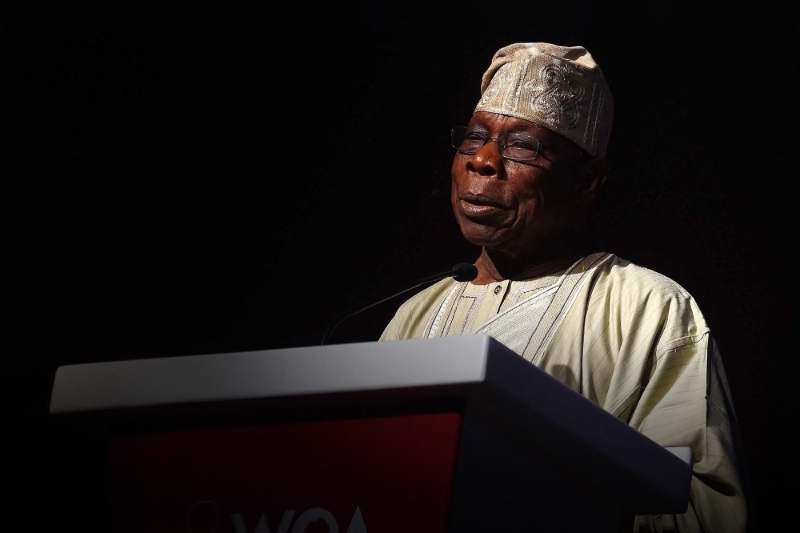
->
[451, 126, 542, 162]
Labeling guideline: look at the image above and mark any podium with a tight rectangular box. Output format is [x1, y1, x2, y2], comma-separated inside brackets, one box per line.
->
[49, 335, 692, 532]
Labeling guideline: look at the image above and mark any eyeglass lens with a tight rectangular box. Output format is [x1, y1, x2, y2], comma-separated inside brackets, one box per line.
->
[451, 126, 539, 161]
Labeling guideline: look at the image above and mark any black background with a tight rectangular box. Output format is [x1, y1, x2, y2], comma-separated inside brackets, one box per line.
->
[5, 4, 797, 530]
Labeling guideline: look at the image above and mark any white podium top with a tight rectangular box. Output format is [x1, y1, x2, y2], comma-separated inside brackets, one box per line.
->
[50, 335, 495, 414]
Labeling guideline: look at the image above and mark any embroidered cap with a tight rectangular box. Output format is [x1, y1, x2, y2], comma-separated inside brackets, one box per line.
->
[475, 43, 614, 157]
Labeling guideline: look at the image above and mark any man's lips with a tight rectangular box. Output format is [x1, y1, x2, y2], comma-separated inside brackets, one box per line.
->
[458, 193, 509, 217]
[459, 193, 507, 207]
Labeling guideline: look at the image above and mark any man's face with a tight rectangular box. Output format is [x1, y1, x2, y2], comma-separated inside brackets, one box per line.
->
[450, 111, 589, 258]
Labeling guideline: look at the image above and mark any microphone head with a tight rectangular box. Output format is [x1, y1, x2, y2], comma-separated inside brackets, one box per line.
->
[452, 263, 478, 282]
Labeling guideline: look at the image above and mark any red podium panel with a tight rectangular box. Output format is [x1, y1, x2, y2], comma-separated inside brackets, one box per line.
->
[108, 413, 462, 533]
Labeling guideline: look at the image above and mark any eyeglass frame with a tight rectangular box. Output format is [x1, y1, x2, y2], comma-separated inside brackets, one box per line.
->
[450, 126, 543, 162]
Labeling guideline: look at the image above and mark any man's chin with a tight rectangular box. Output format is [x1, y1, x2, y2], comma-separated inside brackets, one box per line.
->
[459, 228, 512, 249]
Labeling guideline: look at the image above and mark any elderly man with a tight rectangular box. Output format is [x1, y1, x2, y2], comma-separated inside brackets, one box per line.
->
[380, 43, 749, 532]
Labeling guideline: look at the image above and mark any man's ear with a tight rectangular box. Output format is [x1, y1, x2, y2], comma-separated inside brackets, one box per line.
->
[576, 156, 609, 204]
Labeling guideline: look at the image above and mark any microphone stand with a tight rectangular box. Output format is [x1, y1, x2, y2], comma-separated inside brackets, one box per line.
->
[320, 263, 477, 345]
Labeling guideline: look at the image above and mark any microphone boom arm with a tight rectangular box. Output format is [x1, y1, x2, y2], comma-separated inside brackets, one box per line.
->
[320, 263, 477, 345]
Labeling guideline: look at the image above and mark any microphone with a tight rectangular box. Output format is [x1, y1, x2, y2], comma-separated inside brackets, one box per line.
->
[320, 263, 478, 345]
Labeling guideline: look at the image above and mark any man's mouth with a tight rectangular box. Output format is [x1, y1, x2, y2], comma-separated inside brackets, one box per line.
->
[459, 193, 506, 207]
[458, 193, 508, 217]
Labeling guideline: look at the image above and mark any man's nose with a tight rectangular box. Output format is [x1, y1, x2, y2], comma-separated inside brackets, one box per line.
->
[467, 139, 504, 177]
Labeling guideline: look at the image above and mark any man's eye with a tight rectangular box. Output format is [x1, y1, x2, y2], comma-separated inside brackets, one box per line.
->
[509, 140, 535, 150]
[465, 132, 487, 141]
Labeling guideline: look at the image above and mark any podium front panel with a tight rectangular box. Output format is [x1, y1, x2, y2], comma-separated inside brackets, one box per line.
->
[108, 413, 462, 533]
[52, 336, 693, 530]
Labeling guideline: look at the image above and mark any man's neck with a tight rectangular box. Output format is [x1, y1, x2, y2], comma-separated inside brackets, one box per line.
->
[472, 246, 586, 285]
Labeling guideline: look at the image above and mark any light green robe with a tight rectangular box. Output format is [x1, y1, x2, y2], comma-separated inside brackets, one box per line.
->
[380, 253, 749, 532]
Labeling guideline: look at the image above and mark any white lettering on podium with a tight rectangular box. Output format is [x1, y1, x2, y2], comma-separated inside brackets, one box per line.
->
[344, 506, 367, 533]
[231, 509, 294, 533]
[290, 508, 338, 533]
[230, 506, 367, 533]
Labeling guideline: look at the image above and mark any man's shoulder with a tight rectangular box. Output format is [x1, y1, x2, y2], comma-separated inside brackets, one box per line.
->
[597, 254, 694, 301]
[591, 254, 710, 340]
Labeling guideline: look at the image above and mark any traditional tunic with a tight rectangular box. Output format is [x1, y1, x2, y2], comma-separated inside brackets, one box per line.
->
[380, 253, 749, 532]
